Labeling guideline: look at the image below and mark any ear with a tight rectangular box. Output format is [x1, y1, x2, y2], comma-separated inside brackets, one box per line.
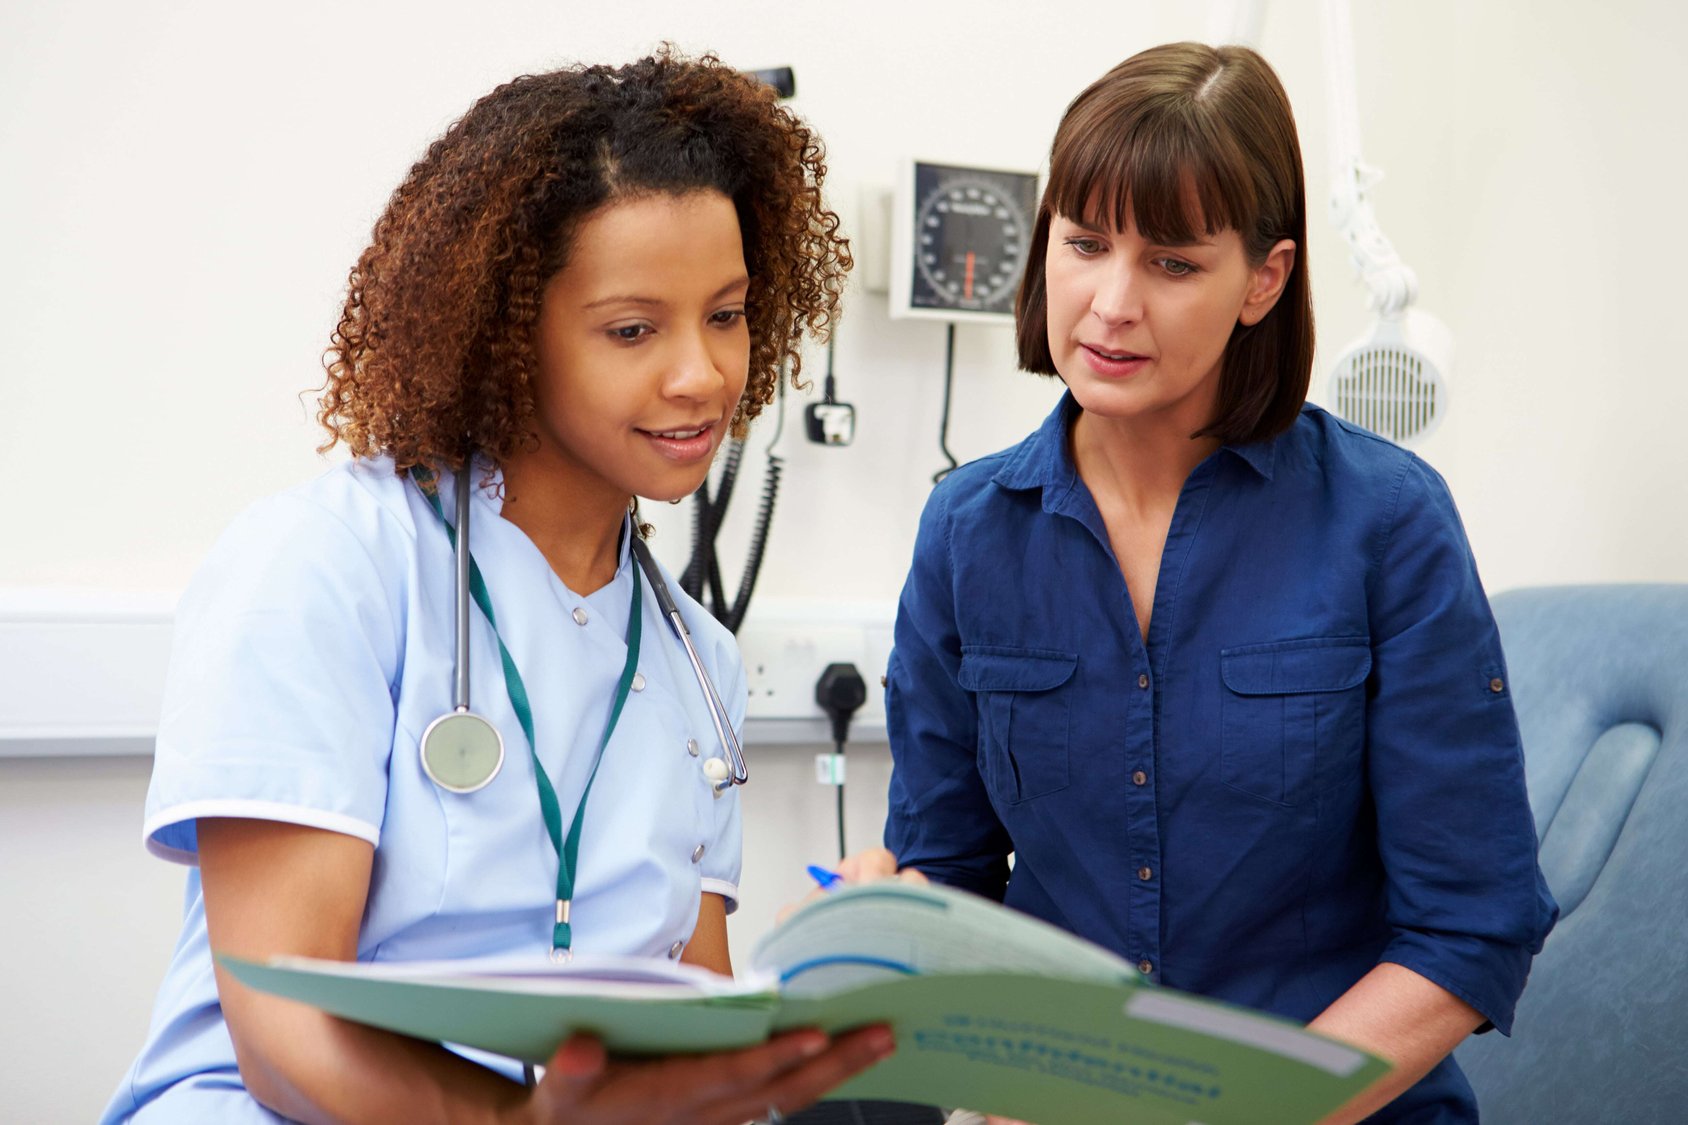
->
[1238, 239, 1297, 327]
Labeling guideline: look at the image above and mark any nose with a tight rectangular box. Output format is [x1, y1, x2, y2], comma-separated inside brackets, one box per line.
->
[1090, 261, 1142, 328]
[662, 326, 728, 401]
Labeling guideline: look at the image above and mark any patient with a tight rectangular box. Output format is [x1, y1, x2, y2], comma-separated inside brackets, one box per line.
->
[871, 41, 1556, 1125]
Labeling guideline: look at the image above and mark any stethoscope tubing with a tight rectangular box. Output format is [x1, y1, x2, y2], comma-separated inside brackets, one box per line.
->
[632, 538, 750, 787]
[454, 467, 474, 714]
[435, 465, 748, 791]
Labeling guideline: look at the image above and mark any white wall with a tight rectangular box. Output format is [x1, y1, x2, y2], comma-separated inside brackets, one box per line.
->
[3, 0, 1685, 1118]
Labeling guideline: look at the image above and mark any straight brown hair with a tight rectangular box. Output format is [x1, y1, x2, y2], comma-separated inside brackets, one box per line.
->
[1015, 42, 1314, 444]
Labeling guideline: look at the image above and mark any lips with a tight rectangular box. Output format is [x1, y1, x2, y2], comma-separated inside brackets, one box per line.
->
[1083, 343, 1147, 362]
[638, 418, 721, 463]
[1078, 342, 1151, 379]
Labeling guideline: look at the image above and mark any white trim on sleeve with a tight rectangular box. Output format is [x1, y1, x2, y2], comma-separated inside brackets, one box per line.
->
[700, 877, 740, 914]
[144, 800, 383, 865]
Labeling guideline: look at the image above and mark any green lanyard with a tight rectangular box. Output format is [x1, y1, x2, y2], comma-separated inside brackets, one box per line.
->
[412, 467, 642, 955]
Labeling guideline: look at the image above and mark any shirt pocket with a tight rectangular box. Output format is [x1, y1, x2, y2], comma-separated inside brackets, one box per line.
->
[1219, 637, 1371, 806]
[958, 645, 1078, 805]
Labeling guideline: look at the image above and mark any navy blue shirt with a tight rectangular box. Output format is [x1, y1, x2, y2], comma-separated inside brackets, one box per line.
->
[884, 394, 1557, 1122]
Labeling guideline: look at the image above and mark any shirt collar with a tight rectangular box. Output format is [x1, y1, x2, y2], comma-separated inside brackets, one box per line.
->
[991, 391, 1080, 495]
[1224, 433, 1278, 480]
[991, 390, 1279, 495]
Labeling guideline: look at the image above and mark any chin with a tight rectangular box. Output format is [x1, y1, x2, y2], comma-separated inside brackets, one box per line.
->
[637, 469, 712, 505]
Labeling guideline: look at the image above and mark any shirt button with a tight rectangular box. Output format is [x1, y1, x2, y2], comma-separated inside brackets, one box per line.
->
[668, 941, 684, 960]
[1138, 866, 1153, 881]
[1132, 770, 1148, 786]
[571, 608, 589, 626]
[1138, 959, 1154, 976]
[686, 738, 700, 757]
[1137, 673, 1149, 690]
[691, 844, 706, 863]
[631, 672, 646, 692]
[1489, 677, 1505, 693]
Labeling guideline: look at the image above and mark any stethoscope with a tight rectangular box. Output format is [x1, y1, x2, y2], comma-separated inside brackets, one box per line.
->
[410, 463, 749, 958]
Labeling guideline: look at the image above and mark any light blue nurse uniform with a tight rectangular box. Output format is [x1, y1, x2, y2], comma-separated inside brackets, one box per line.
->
[100, 457, 745, 1122]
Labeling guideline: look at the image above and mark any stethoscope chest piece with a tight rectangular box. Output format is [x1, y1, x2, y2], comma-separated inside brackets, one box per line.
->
[417, 463, 507, 795]
[420, 709, 505, 793]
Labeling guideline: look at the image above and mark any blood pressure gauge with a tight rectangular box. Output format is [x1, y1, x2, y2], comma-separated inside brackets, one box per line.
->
[889, 160, 1042, 324]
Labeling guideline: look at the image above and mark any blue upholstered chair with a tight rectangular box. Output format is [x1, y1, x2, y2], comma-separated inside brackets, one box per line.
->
[1456, 585, 1688, 1122]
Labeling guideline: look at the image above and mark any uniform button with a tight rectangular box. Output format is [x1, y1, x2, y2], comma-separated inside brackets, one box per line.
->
[1489, 677, 1505, 693]
[668, 941, 685, 959]
[691, 844, 706, 863]
[1132, 770, 1148, 786]
[571, 608, 589, 626]
[1138, 959, 1154, 976]
[631, 672, 646, 692]
[1137, 673, 1150, 689]
[686, 738, 700, 757]
[1138, 866, 1153, 881]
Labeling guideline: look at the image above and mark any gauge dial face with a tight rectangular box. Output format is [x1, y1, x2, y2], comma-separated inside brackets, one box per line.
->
[910, 163, 1040, 317]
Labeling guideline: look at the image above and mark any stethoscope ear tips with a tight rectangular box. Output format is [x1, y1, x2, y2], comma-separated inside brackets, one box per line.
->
[703, 757, 731, 785]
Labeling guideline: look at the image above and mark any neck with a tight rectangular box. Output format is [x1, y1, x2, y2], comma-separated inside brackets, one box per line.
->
[497, 450, 630, 595]
[1070, 408, 1222, 516]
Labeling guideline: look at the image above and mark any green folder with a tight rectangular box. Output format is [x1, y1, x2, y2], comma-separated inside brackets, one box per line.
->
[223, 882, 1390, 1124]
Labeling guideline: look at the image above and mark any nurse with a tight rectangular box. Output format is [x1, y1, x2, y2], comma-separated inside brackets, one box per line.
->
[877, 42, 1557, 1124]
[103, 51, 889, 1123]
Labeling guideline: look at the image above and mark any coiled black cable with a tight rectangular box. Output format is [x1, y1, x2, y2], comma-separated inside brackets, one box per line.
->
[722, 451, 780, 634]
[680, 367, 786, 633]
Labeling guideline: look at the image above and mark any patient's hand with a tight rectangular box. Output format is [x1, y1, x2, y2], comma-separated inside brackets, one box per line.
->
[835, 848, 928, 885]
[777, 848, 930, 922]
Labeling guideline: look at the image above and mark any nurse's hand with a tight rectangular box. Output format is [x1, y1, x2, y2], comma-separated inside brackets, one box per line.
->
[510, 1026, 896, 1125]
[779, 847, 930, 923]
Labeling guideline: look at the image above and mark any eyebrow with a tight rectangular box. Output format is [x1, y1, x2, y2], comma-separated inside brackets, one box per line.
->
[1065, 215, 1216, 250]
[582, 276, 750, 311]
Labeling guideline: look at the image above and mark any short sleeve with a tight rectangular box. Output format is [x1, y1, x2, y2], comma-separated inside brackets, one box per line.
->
[144, 492, 405, 863]
[1366, 459, 1559, 1034]
[691, 608, 747, 913]
[884, 483, 1013, 897]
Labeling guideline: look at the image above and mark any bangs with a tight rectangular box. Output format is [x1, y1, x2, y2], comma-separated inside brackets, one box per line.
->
[1047, 103, 1258, 245]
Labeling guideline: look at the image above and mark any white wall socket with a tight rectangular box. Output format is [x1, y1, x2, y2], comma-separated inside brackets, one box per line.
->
[734, 598, 896, 744]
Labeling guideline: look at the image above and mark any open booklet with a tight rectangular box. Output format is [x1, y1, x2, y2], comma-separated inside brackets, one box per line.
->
[223, 881, 1390, 1124]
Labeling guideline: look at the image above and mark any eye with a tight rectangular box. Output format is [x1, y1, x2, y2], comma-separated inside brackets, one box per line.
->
[1063, 236, 1105, 257]
[710, 308, 747, 327]
[1155, 257, 1198, 277]
[608, 323, 652, 343]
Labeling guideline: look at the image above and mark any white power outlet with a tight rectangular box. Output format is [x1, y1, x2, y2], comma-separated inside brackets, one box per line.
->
[734, 600, 896, 742]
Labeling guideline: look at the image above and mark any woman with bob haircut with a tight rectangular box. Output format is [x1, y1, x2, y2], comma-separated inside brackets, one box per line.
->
[102, 50, 892, 1124]
[875, 41, 1556, 1123]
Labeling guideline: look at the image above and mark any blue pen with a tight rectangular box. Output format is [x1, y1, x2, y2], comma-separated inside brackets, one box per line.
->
[806, 864, 844, 891]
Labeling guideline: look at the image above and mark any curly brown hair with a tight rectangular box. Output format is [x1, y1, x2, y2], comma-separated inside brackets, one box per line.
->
[315, 49, 851, 471]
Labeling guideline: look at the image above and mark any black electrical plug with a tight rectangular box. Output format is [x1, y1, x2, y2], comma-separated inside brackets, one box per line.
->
[815, 662, 867, 747]
[804, 374, 856, 446]
[816, 662, 867, 861]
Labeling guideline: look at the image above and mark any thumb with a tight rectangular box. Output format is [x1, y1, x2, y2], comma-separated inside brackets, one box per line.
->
[545, 1033, 608, 1082]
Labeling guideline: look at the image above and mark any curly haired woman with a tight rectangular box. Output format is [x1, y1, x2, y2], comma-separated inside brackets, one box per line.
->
[101, 50, 892, 1125]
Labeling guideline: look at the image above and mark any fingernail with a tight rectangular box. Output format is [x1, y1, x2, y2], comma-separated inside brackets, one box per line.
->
[798, 1033, 828, 1058]
[868, 1027, 896, 1056]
